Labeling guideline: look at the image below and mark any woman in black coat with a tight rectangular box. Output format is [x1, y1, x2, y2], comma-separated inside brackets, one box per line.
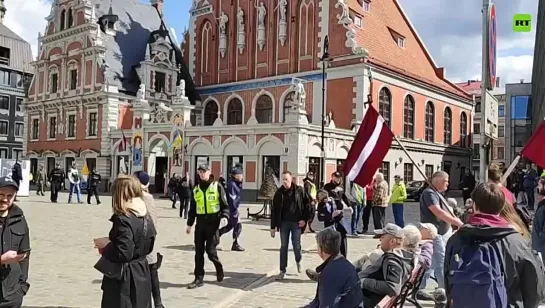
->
[94, 175, 157, 308]
[316, 190, 348, 257]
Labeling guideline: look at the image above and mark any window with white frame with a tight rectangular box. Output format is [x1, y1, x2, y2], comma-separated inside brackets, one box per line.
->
[69, 68, 77, 90]
[0, 121, 8, 136]
[0, 69, 9, 86]
[67, 114, 76, 138]
[397, 37, 405, 48]
[14, 122, 23, 137]
[363, 0, 371, 12]
[0, 149, 8, 159]
[50, 71, 59, 93]
[32, 118, 39, 139]
[12, 149, 22, 160]
[154, 72, 166, 93]
[15, 97, 22, 112]
[49, 116, 57, 139]
[0, 96, 8, 110]
[16, 73, 24, 88]
[353, 15, 363, 27]
[88, 111, 97, 136]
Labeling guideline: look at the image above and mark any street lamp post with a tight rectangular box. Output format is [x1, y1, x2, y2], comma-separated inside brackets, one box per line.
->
[320, 35, 330, 188]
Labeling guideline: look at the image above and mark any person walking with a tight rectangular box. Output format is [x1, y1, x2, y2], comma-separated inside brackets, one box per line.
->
[136, 171, 165, 308]
[67, 163, 83, 204]
[371, 173, 389, 234]
[271, 171, 309, 280]
[350, 182, 365, 235]
[35, 165, 46, 196]
[361, 182, 374, 233]
[523, 163, 538, 210]
[93, 175, 156, 308]
[10, 160, 22, 202]
[303, 171, 317, 233]
[169, 174, 180, 209]
[87, 168, 102, 205]
[179, 173, 193, 219]
[0, 176, 31, 307]
[390, 175, 407, 227]
[219, 167, 245, 251]
[185, 163, 230, 289]
[48, 163, 65, 203]
[460, 169, 476, 204]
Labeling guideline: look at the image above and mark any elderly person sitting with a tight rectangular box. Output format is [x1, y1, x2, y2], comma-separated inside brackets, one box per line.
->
[359, 223, 416, 308]
[306, 228, 363, 308]
[416, 223, 436, 269]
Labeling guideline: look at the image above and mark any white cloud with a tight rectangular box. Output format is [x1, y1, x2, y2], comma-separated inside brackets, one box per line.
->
[3, 0, 49, 58]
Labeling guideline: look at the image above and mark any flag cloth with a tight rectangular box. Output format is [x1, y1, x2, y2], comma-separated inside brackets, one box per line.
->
[170, 128, 183, 149]
[119, 130, 129, 152]
[521, 120, 545, 169]
[343, 105, 394, 187]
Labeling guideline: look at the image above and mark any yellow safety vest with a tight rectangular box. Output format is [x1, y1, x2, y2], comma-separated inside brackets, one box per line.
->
[309, 182, 317, 199]
[193, 182, 220, 215]
[354, 184, 364, 203]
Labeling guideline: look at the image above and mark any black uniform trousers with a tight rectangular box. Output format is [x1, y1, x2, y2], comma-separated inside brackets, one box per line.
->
[194, 216, 223, 278]
[50, 182, 62, 202]
[0, 292, 24, 308]
[87, 186, 101, 204]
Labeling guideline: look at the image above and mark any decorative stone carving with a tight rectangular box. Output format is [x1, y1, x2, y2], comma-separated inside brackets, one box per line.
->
[237, 7, 246, 54]
[176, 80, 186, 98]
[213, 135, 221, 148]
[247, 134, 256, 148]
[137, 83, 146, 100]
[275, 0, 288, 46]
[218, 11, 229, 58]
[294, 81, 306, 109]
[255, 1, 267, 51]
[335, 0, 369, 56]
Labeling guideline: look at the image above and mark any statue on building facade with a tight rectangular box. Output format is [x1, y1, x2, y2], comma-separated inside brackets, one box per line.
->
[294, 81, 306, 108]
[254, 1, 267, 51]
[275, 0, 288, 46]
[218, 11, 229, 58]
[137, 83, 146, 101]
[237, 7, 246, 54]
[176, 80, 186, 98]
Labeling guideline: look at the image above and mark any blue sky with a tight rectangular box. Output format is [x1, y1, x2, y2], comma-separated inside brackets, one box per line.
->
[151, 0, 190, 40]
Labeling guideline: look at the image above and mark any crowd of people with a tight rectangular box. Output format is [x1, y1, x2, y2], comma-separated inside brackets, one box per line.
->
[4, 160, 545, 307]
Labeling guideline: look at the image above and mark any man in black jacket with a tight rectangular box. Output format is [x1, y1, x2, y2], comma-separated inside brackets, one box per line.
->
[48, 163, 65, 203]
[0, 176, 31, 307]
[445, 182, 545, 307]
[270, 171, 309, 280]
[302, 172, 317, 233]
[179, 173, 193, 219]
[185, 163, 230, 289]
[87, 168, 101, 205]
[10, 161, 22, 202]
[323, 172, 352, 207]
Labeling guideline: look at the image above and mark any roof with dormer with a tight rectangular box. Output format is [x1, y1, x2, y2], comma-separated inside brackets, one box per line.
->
[0, 23, 33, 72]
[347, 0, 470, 100]
[92, 0, 198, 102]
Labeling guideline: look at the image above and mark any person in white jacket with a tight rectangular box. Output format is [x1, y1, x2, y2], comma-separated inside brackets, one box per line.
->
[67, 163, 83, 204]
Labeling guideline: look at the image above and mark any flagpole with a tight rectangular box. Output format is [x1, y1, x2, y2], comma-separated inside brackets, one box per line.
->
[500, 155, 520, 184]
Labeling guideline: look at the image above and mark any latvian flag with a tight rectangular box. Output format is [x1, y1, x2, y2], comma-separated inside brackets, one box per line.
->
[344, 105, 394, 187]
[118, 130, 130, 152]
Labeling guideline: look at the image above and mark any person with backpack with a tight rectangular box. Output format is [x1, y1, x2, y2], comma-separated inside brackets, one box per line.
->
[445, 182, 545, 308]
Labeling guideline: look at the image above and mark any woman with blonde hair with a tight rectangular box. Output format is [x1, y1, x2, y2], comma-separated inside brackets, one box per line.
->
[501, 200, 530, 240]
[93, 175, 157, 308]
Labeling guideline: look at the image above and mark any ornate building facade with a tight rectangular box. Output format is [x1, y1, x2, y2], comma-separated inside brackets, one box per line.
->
[180, 0, 474, 199]
[24, 0, 197, 191]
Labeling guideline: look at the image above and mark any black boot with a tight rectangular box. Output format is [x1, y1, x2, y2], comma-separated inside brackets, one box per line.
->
[216, 267, 224, 282]
[231, 241, 245, 252]
[187, 276, 204, 289]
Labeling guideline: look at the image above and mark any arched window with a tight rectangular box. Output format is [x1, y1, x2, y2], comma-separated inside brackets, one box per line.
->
[378, 87, 391, 127]
[425, 102, 435, 142]
[226, 98, 243, 125]
[60, 9, 66, 31]
[443, 107, 452, 145]
[403, 95, 415, 139]
[282, 92, 295, 123]
[460, 112, 468, 147]
[255, 95, 273, 123]
[67, 8, 74, 28]
[203, 101, 218, 126]
[199, 21, 212, 85]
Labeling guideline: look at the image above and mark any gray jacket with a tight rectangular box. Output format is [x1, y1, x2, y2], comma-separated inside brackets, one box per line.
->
[142, 192, 158, 264]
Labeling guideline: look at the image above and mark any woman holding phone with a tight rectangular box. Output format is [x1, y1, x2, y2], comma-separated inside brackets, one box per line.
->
[93, 175, 157, 308]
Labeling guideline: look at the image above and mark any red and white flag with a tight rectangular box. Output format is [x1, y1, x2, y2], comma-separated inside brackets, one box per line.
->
[521, 120, 545, 169]
[343, 105, 394, 187]
[118, 130, 130, 152]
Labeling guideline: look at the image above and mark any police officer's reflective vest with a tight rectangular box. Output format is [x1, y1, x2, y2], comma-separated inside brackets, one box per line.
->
[193, 182, 220, 214]
[354, 184, 364, 203]
[308, 181, 317, 199]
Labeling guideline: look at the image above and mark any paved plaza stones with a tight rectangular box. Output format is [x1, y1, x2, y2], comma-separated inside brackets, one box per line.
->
[18, 193, 428, 307]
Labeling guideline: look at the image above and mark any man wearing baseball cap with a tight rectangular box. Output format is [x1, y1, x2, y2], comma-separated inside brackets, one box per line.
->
[186, 163, 230, 289]
[359, 223, 415, 307]
[0, 176, 31, 306]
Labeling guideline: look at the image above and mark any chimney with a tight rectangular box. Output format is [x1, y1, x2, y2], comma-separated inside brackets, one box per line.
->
[495, 77, 501, 88]
[520, 79, 524, 84]
[0, 0, 6, 24]
[151, 0, 164, 15]
[467, 80, 471, 85]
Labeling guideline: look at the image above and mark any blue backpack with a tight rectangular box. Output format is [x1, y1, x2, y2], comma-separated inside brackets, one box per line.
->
[447, 239, 507, 308]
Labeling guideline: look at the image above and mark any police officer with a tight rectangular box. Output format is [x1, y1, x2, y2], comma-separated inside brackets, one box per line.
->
[48, 163, 65, 203]
[185, 163, 229, 289]
[303, 171, 317, 233]
[87, 168, 102, 205]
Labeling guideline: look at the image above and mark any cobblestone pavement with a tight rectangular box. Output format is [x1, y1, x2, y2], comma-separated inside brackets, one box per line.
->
[18, 193, 435, 307]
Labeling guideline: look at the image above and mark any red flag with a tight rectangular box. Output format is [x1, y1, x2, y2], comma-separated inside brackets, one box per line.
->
[521, 121, 545, 169]
[119, 130, 129, 152]
[343, 105, 394, 187]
